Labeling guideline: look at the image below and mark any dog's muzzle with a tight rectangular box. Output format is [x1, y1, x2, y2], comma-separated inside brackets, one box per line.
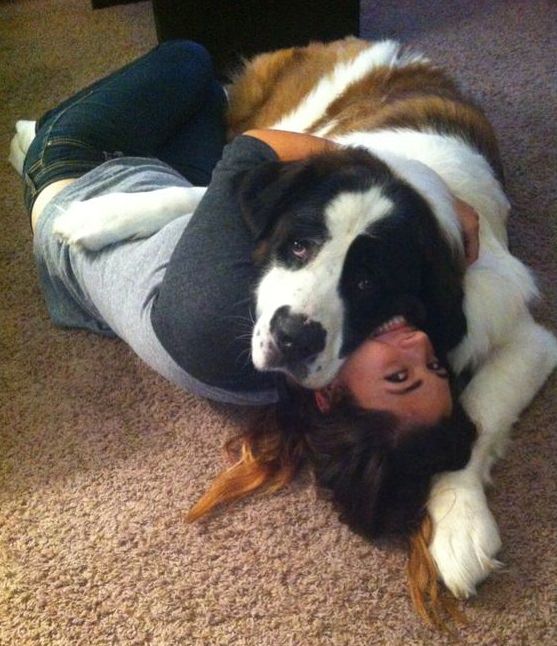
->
[269, 305, 327, 366]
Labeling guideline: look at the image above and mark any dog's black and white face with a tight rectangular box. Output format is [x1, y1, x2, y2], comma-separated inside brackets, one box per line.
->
[239, 148, 467, 388]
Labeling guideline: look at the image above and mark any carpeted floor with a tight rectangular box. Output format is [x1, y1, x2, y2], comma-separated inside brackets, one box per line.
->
[1, 1, 555, 643]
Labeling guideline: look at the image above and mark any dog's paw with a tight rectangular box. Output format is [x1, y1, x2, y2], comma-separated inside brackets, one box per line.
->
[428, 471, 502, 599]
[53, 187, 202, 251]
[53, 200, 122, 251]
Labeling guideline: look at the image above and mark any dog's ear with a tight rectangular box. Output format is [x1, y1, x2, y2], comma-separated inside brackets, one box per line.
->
[236, 160, 302, 241]
[419, 227, 467, 356]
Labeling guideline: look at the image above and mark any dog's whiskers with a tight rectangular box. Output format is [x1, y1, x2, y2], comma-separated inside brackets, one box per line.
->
[235, 345, 254, 369]
[223, 310, 257, 339]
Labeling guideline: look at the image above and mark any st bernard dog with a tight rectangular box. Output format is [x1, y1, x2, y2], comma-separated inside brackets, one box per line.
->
[222, 39, 557, 599]
[38, 39, 556, 601]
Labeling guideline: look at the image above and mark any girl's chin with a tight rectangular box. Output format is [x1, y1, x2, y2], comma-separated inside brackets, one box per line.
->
[370, 315, 416, 339]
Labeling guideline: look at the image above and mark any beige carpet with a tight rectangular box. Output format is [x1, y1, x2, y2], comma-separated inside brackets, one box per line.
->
[1, 0, 556, 643]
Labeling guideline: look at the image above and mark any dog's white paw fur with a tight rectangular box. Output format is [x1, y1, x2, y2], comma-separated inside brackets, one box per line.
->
[428, 470, 502, 599]
[53, 199, 127, 250]
[53, 186, 207, 251]
[8, 120, 36, 176]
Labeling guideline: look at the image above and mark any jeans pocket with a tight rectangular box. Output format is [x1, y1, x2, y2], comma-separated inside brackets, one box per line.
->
[45, 137, 100, 152]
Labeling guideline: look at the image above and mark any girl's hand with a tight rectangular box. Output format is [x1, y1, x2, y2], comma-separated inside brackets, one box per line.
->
[454, 198, 480, 266]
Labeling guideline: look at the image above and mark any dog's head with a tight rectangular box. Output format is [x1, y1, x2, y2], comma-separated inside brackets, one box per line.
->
[239, 147, 467, 388]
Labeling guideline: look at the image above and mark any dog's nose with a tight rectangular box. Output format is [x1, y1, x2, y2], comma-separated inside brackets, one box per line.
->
[270, 306, 326, 363]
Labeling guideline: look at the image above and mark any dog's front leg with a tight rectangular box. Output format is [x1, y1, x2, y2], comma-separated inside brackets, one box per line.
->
[53, 186, 207, 250]
[428, 316, 557, 598]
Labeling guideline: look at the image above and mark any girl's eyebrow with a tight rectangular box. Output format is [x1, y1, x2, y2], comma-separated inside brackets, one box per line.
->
[435, 371, 450, 380]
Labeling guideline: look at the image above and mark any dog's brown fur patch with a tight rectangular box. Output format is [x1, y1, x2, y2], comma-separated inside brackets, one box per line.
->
[226, 38, 503, 179]
[226, 37, 369, 138]
[311, 63, 503, 179]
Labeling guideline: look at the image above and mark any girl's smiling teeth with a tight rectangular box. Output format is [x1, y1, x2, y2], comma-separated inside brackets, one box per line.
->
[371, 315, 411, 338]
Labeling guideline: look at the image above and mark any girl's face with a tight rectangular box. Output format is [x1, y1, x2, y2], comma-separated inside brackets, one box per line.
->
[322, 319, 453, 425]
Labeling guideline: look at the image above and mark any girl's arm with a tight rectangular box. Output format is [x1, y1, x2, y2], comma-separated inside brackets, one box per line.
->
[243, 129, 338, 161]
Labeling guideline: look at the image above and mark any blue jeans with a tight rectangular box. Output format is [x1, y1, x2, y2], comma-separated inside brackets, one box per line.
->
[23, 40, 227, 215]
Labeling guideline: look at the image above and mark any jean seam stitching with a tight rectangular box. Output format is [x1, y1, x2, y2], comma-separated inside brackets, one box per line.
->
[40, 88, 98, 164]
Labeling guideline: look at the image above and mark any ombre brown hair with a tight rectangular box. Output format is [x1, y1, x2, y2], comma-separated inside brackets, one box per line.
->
[187, 378, 476, 628]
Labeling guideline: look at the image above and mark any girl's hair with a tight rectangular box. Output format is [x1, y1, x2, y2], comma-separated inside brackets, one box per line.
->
[186, 377, 476, 628]
[295, 386, 476, 538]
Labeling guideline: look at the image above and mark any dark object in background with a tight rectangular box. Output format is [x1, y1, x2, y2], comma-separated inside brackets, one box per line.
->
[152, 0, 360, 79]
[91, 0, 140, 7]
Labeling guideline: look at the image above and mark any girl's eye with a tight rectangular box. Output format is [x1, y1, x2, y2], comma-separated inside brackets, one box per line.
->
[385, 370, 408, 383]
[291, 239, 310, 260]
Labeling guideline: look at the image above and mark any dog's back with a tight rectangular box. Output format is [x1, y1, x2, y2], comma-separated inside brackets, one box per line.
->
[227, 38, 503, 180]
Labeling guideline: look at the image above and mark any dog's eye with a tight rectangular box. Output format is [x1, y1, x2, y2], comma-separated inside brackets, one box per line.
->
[290, 239, 311, 261]
[357, 278, 373, 291]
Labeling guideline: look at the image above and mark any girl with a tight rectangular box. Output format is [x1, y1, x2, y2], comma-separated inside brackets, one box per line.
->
[14, 40, 483, 625]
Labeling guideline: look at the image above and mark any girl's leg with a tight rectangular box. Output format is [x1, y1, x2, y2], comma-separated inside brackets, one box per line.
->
[23, 40, 225, 213]
[37, 40, 219, 155]
[157, 81, 227, 185]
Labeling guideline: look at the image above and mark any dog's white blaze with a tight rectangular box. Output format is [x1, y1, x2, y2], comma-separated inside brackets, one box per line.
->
[271, 40, 408, 134]
[325, 187, 393, 240]
[252, 187, 393, 388]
